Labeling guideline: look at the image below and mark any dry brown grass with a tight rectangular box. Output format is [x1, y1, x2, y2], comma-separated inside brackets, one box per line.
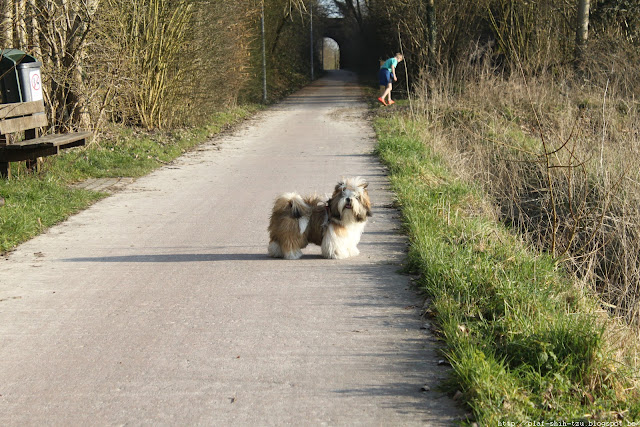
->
[407, 46, 640, 331]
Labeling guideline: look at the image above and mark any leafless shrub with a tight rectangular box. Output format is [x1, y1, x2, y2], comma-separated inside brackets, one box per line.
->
[85, 0, 192, 130]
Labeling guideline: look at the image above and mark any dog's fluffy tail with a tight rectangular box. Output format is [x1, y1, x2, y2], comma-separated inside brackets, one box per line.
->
[272, 192, 312, 234]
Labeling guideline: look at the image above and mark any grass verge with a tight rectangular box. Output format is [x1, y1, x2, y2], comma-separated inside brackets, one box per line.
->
[373, 112, 640, 424]
[0, 105, 261, 253]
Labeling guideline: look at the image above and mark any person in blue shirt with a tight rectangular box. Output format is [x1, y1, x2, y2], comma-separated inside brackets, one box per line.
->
[378, 53, 403, 106]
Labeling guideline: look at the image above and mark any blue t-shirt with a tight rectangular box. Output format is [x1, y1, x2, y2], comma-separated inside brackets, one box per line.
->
[381, 57, 398, 71]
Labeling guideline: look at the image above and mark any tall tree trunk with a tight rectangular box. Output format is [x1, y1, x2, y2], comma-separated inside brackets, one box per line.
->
[1, 0, 14, 46]
[426, 0, 436, 66]
[27, 0, 41, 58]
[14, 0, 26, 47]
[575, 0, 590, 65]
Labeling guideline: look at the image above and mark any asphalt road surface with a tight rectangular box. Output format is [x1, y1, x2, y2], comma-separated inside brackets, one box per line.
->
[0, 71, 462, 425]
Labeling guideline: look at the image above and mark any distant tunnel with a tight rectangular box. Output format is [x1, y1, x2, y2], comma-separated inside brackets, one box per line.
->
[321, 18, 368, 71]
[322, 37, 340, 70]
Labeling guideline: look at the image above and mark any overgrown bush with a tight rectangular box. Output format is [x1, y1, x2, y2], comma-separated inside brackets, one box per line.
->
[0, 0, 318, 131]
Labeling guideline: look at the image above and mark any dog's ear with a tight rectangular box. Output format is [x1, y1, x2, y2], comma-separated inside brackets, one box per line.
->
[359, 181, 369, 189]
[328, 195, 341, 219]
[332, 183, 344, 199]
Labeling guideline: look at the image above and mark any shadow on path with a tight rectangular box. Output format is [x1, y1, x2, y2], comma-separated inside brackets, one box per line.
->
[61, 253, 331, 263]
[62, 253, 270, 263]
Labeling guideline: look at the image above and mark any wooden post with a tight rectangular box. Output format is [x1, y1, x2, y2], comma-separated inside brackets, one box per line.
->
[310, 6, 314, 80]
[0, 134, 8, 178]
[24, 127, 38, 172]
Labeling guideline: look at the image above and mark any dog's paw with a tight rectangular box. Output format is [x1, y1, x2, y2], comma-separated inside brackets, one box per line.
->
[323, 249, 349, 260]
[268, 241, 283, 258]
[284, 249, 303, 260]
[348, 246, 360, 257]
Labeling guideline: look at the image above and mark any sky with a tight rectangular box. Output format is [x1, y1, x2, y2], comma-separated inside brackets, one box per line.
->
[323, 37, 340, 51]
[317, 0, 342, 18]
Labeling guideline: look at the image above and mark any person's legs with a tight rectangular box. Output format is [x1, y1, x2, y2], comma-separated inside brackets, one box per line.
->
[378, 85, 386, 104]
[381, 83, 392, 102]
[377, 69, 391, 105]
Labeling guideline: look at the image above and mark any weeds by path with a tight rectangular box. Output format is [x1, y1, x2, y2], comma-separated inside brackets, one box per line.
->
[374, 114, 640, 424]
[0, 105, 261, 254]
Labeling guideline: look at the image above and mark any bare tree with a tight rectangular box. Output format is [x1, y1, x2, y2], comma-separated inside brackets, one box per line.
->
[332, 0, 365, 32]
[32, 0, 101, 129]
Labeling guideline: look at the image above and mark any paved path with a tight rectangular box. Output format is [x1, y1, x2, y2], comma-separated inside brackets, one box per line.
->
[0, 71, 461, 425]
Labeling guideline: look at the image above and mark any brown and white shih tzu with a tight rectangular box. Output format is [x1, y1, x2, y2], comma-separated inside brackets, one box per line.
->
[268, 177, 372, 260]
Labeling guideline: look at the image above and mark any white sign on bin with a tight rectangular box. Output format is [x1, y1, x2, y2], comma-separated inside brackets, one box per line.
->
[29, 69, 43, 101]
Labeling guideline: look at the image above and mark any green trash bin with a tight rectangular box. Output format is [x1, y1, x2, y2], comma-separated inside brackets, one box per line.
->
[0, 48, 43, 104]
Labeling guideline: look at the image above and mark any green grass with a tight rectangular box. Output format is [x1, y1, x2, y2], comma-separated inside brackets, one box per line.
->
[0, 105, 261, 253]
[373, 115, 640, 424]
[0, 178, 102, 251]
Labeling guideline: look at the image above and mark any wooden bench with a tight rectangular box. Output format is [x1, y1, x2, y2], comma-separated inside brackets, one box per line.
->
[0, 100, 91, 178]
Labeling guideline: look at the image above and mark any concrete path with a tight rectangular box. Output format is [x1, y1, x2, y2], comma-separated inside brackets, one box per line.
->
[0, 71, 462, 426]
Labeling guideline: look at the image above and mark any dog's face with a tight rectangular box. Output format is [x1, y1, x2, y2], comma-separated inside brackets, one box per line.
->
[328, 177, 372, 223]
